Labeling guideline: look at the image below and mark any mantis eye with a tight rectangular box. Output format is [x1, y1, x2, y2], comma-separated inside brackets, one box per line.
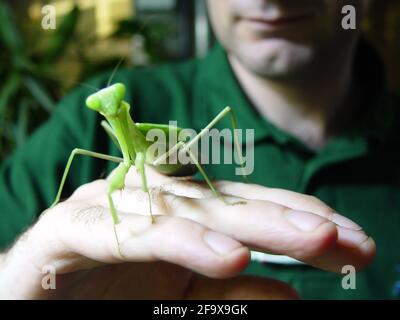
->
[112, 83, 126, 102]
[86, 95, 101, 111]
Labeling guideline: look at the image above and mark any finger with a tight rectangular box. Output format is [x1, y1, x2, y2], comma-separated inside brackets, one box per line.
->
[110, 188, 375, 273]
[102, 189, 339, 267]
[215, 181, 333, 213]
[182, 197, 375, 273]
[215, 181, 362, 230]
[186, 274, 299, 300]
[307, 227, 376, 273]
[167, 196, 340, 262]
[91, 182, 375, 273]
[212, 182, 376, 272]
[202, 197, 374, 272]
[42, 201, 250, 279]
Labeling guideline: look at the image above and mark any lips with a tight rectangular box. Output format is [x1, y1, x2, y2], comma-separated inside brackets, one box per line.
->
[237, 8, 316, 33]
[243, 11, 314, 26]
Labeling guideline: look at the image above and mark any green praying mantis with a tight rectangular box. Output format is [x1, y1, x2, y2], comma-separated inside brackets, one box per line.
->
[50, 81, 249, 255]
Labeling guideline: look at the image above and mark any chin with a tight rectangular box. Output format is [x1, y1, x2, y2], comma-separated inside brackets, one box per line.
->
[233, 38, 315, 79]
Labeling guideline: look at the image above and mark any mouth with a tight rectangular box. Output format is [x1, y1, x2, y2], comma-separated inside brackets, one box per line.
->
[238, 11, 315, 30]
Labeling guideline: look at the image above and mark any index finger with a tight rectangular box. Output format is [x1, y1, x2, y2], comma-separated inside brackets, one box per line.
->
[110, 187, 374, 273]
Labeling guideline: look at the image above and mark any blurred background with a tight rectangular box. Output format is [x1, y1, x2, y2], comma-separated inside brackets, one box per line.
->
[0, 0, 399, 161]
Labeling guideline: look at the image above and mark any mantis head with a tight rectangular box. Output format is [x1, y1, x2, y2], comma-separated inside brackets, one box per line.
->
[86, 83, 126, 117]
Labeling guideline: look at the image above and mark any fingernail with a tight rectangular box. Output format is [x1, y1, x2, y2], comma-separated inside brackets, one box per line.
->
[204, 231, 242, 255]
[330, 213, 362, 231]
[285, 210, 328, 232]
[338, 228, 369, 245]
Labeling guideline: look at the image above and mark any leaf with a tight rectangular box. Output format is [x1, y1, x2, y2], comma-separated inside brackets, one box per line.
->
[0, 2, 23, 52]
[0, 3, 35, 73]
[24, 76, 55, 112]
[112, 19, 145, 37]
[0, 72, 20, 115]
[14, 98, 29, 147]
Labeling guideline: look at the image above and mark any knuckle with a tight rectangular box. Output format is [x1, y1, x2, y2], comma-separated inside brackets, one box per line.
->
[306, 194, 319, 201]
[163, 193, 189, 213]
[249, 182, 263, 189]
[33, 207, 66, 252]
[306, 195, 319, 202]
[164, 216, 199, 233]
[38, 205, 61, 226]
[280, 204, 294, 216]
[297, 222, 338, 258]
[303, 195, 334, 215]
[306, 194, 330, 208]
[72, 179, 107, 197]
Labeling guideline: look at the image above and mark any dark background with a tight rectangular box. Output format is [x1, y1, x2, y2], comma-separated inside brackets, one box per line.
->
[0, 0, 399, 161]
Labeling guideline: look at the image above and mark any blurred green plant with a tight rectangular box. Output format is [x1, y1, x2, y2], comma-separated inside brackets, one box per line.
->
[0, 3, 80, 161]
[113, 17, 178, 63]
[0, 2, 178, 162]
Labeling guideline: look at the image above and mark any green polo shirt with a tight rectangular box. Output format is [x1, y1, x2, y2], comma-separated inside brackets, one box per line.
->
[1, 40, 399, 300]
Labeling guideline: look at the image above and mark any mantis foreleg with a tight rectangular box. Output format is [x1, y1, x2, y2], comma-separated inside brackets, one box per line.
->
[135, 152, 155, 223]
[101, 120, 121, 152]
[51, 148, 126, 257]
[51, 148, 123, 208]
[105, 162, 131, 257]
[101, 122, 154, 222]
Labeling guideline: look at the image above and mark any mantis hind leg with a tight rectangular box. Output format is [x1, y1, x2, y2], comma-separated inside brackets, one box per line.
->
[180, 106, 250, 182]
[151, 106, 249, 205]
[225, 107, 251, 183]
[184, 146, 246, 206]
[135, 152, 155, 223]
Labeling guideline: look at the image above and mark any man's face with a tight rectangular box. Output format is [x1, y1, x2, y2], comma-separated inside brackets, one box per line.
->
[207, 0, 370, 79]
